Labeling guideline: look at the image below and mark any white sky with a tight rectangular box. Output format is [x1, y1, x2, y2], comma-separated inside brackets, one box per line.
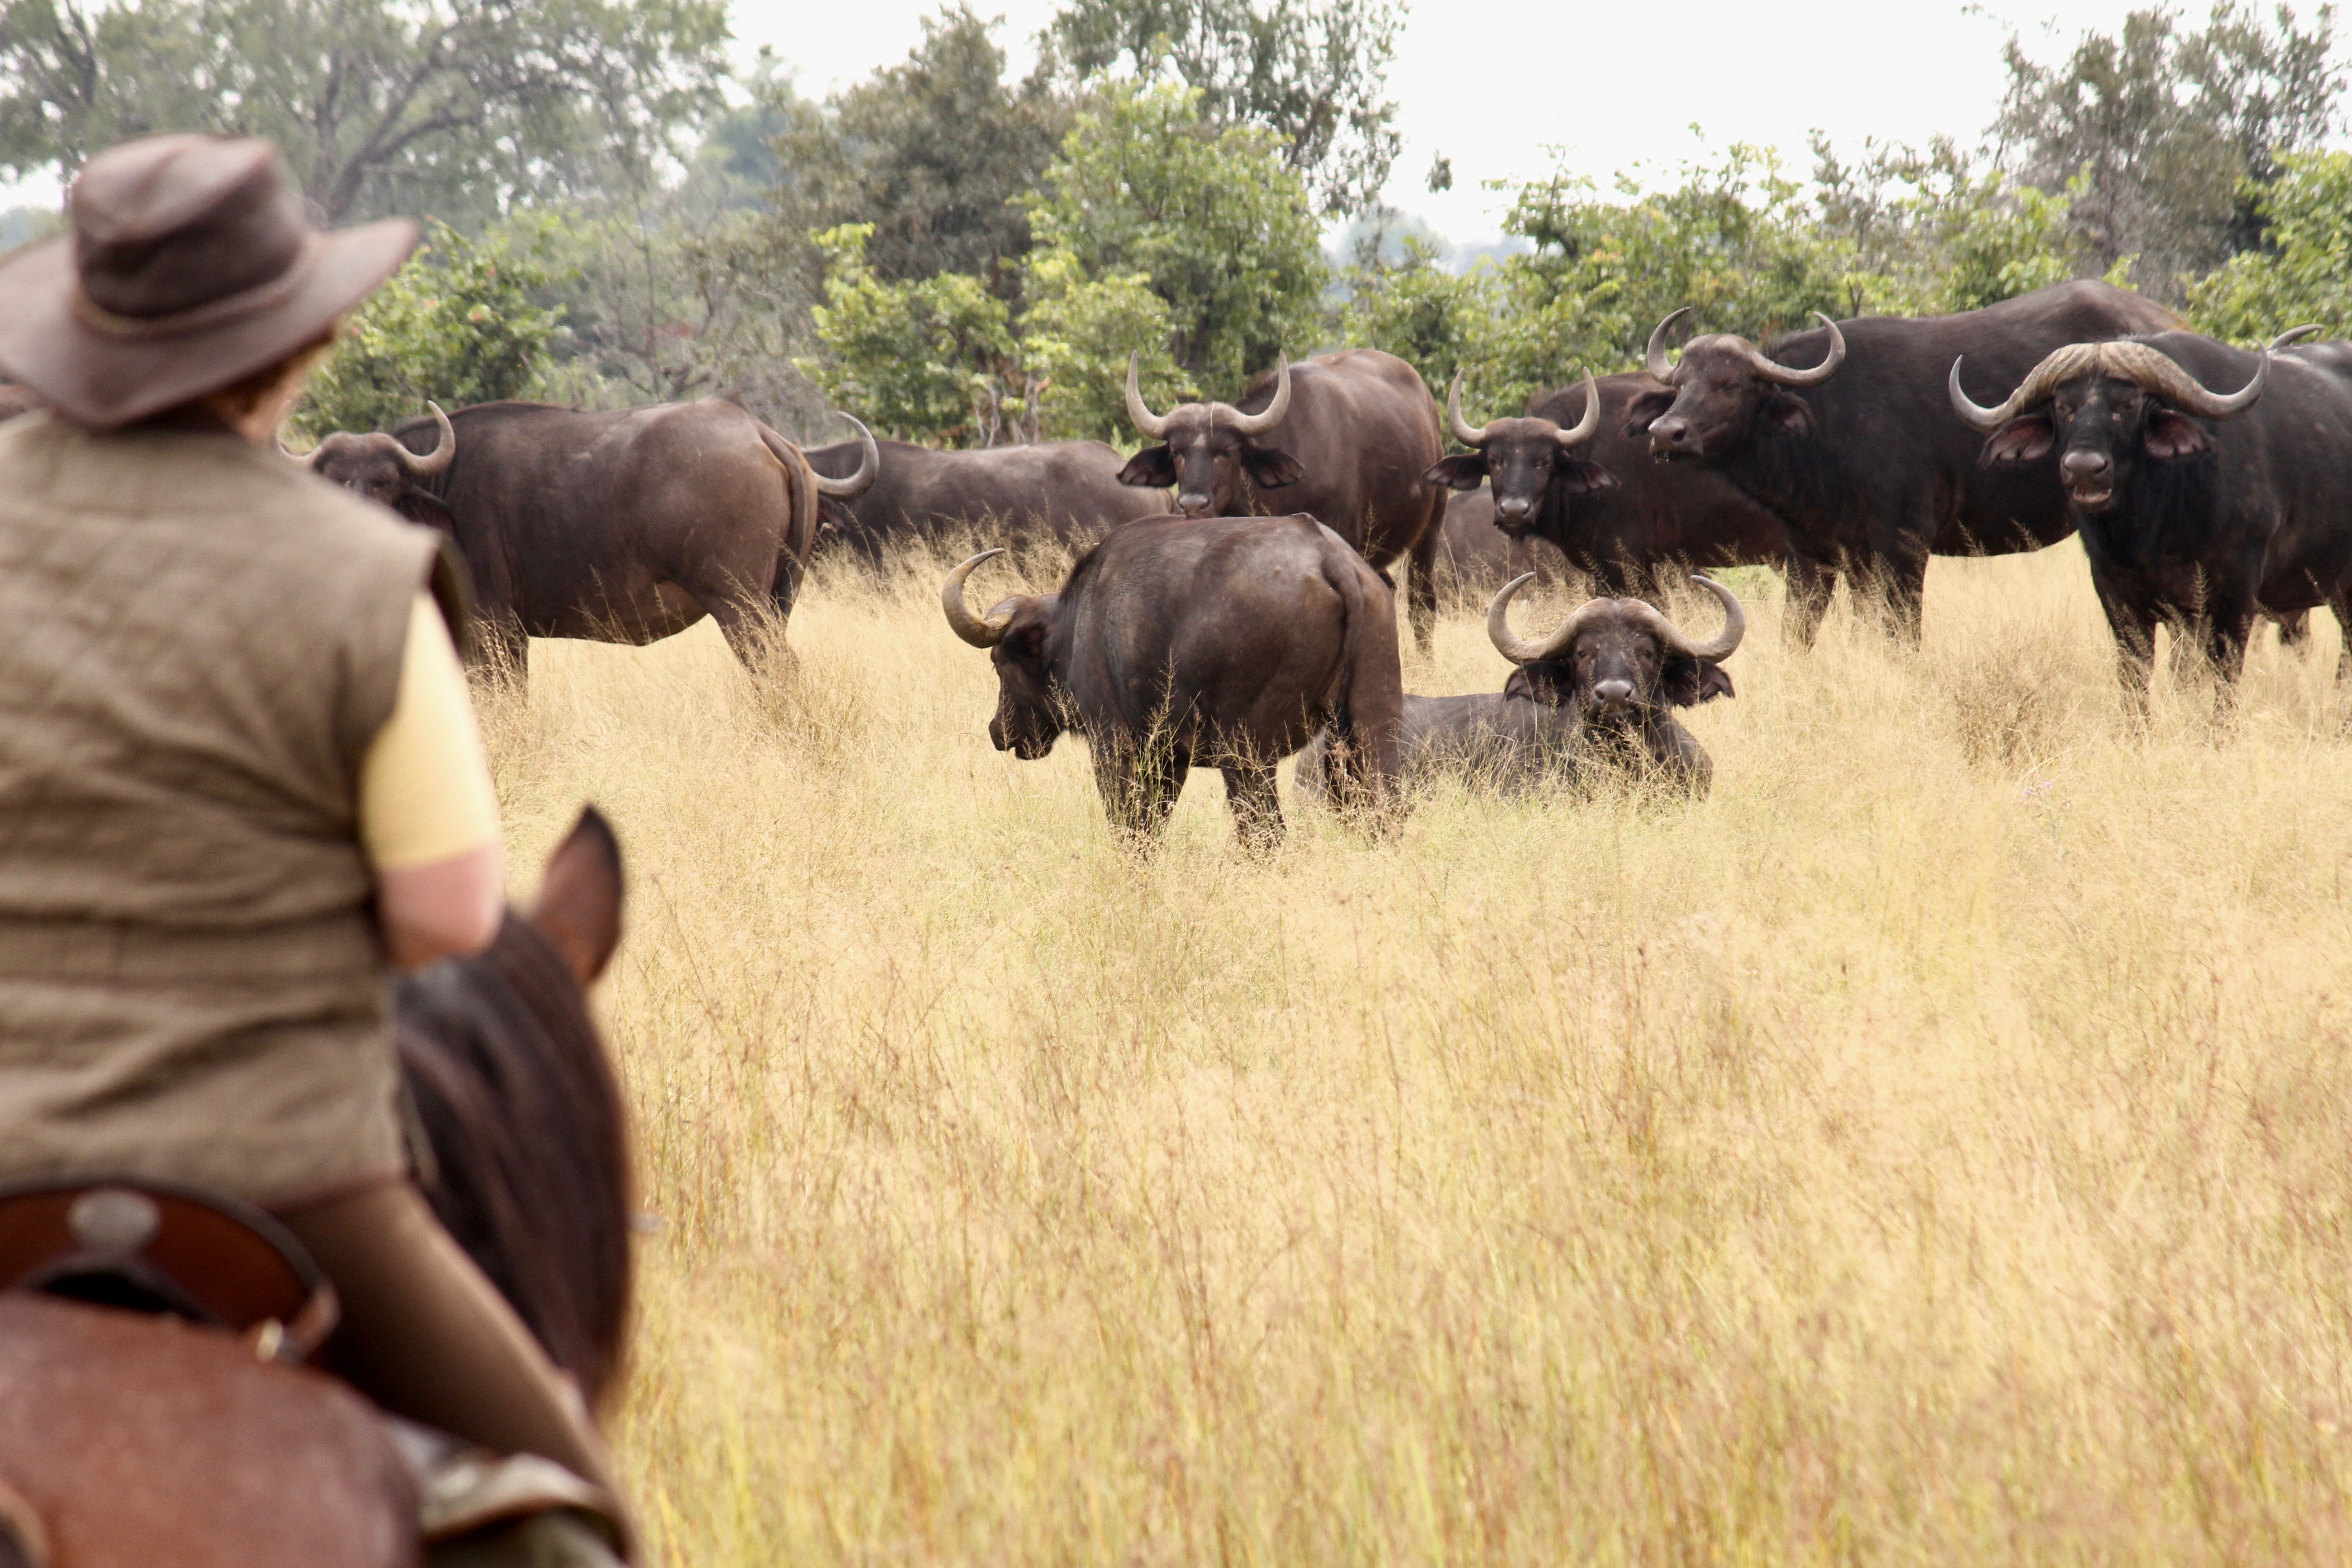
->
[0, 0, 2259, 228]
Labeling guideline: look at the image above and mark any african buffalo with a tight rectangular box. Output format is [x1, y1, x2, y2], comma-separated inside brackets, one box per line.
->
[1949, 326, 2349, 694]
[1428, 484, 1560, 604]
[1118, 349, 1449, 648]
[1632, 280, 2182, 643]
[940, 514, 1404, 847]
[294, 400, 876, 676]
[1298, 573, 1744, 798]
[802, 436, 1174, 565]
[1429, 369, 1789, 603]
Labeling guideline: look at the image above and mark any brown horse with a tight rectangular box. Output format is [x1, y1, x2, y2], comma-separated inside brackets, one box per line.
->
[0, 809, 632, 1567]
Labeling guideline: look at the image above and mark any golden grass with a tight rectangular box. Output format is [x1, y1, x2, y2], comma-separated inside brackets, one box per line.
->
[481, 538, 2352, 1565]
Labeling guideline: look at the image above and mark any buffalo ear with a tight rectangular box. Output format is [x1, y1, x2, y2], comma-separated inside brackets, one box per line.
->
[2144, 407, 2213, 459]
[1663, 657, 1735, 707]
[531, 807, 625, 987]
[1981, 416, 2054, 465]
[1243, 446, 1306, 489]
[1117, 446, 1177, 488]
[1508, 661, 1573, 707]
[1425, 452, 1488, 490]
[1558, 459, 1618, 495]
[1760, 391, 1814, 437]
[1001, 619, 1048, 662]
[1621, 389, 1674, 439]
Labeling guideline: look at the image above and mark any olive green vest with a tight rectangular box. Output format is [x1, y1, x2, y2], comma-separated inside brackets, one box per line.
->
[0, 414, 439, 1206]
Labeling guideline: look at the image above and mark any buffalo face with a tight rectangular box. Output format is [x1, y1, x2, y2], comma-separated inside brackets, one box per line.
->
[286, 401, 457, 514]
[1425, 369, 1615, 534]
[1632, 309, 1847, 462]
[941, 549, 1065, 760]
[1950, 337, 2290, 514]
[1487, 573, 1744, 736]
[1118, 353, 1303, 515]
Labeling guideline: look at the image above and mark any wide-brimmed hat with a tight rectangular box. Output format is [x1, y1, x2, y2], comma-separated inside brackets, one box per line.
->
[0, 135, 415, 429]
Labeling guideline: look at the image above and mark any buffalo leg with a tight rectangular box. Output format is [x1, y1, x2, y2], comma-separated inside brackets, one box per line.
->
[1406, 523, 1441, 655]
[1221, 763, 1284, 851]
[2275, 608, 2312, 651]
[2095, 584, 2158, 712]
[1782, 555, 1836, 650]
[1095, 745, 1187, 843]
[2332, 595, 2352, 690]
[1875, 549, 1929, 645]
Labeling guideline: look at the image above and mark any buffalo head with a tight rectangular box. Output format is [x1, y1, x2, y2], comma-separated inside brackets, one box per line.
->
[1948, 328, 2311, 511]
[941, 549, 1066, 759]
[1631, 308, 1848, 461]
[1116, 353, 1303, 515]
[286, 401, 457, 510]
[1424, 368, 1617, 533]
[1486, 572, 1744, 722]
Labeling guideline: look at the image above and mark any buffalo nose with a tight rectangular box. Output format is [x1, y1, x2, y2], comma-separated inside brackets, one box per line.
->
[1495, 496, 1531, 521]
[1593, 678, 1635, 706]
[1177, 492, 1211, 516]
[1649, 416, 1692, 456]
[2061, 449, 2111, 482]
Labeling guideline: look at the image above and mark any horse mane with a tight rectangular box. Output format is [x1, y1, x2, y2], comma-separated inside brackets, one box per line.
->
[392, 912, 633, 1409]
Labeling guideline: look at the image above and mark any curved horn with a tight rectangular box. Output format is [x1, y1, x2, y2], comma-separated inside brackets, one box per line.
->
[814, 412, 878, 496]
[1125, 353, 1170, 438]
[1446, 368, 1490, 447]
[396, 402, 456, 475]
[1226, 355, 1291, 436]
[1485, 573, 1614, 666]
[1645, 307, 1695, 381]
[1554, 368, 1602, 449]
[2269, 324, 2323, 352]
[277, 424, 323, 466]
[941, 549, 1014, 648]
[1947, 355, 2014, 432]
[1745, 314, 1846, 387]
[1624, 573, 1746, 662]
[2098, 340, 2269, 421]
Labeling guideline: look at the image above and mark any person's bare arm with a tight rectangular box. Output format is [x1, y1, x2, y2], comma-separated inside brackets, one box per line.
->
[377, 840, 504, 969]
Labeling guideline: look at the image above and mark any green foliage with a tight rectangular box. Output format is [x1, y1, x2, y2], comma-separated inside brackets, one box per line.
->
[0, 0, 729, 224]
[298, 220, 563, 436]
[1019, 248, 1189, 442]
[800, 224, 1021, 445]
[1049, 0, 1403, 217]
[1815, 137, 2085, 314]
[1025, 81, 1324, 389]
[2188, 149, 2352, 341]
[1335, 237, 1487, 401]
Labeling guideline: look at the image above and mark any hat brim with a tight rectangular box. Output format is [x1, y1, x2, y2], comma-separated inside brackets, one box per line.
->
[0, 217, 417, 430]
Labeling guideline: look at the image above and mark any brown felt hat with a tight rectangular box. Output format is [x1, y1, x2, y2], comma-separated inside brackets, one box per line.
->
[0, 134, 416, 429]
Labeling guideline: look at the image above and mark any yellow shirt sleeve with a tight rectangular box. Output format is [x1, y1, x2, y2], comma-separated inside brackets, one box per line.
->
[359, 593, 502, 871]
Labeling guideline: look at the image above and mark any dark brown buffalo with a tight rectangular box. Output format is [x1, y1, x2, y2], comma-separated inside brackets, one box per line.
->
[1631, 280, 2183, 642]
[803, 436, 1173, 565]
[1950, 328, 2350, 694]
[1429, 369, 1789, 603]
[1117, 349, 1450, 648]
[294, 401, 877, 676]
[941, 514, 1404, 847]
[1299, 573, 1744, 798]
[1428, 484, 1561, 604]
[0, 810, 631, 1566]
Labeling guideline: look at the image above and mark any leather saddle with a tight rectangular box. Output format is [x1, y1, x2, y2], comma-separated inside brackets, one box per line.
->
[0, 1175, 338, 1363]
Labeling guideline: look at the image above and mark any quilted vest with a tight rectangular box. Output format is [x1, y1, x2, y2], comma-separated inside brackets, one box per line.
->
[0, 413, 439, 1206]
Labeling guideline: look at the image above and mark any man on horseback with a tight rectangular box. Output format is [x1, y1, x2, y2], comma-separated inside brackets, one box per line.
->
[0, 134, 632, 1559]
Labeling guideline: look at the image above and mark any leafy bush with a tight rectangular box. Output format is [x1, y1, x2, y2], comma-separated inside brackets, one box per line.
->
[2188, 150, 2352, 341]
[799, 223, 1019, 444]
[298, 220, 564, 436]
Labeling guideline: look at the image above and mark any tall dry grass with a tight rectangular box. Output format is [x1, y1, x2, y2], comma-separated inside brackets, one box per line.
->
[480, 537, 2352, 1565]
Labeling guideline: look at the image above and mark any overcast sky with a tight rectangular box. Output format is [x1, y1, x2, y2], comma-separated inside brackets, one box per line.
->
[0, 0, 2263, 225]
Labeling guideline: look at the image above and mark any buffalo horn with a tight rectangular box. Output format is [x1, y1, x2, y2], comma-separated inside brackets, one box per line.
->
[276, 424, 323, 466]
[1446, 368, 1490, 447]
[396, 402, 457, 475]
[1625, 573, 1746, 662]
[1125, 353, 1170, 438]
[2270, 324, 2324, 352]
[941, 548, 1014, 648]
[814, 413, 879, 496]
[1946, 355, 2013, 432]
[1555, 368, 1602, 449]
[1743, 315, 1846, 387]
[1645, 307, 1695, 382]
[1225, 355, 1291, 436]
[1485, 573, 1613, 666]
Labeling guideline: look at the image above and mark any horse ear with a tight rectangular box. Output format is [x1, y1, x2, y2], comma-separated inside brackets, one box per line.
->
[531, 807, 625, 987]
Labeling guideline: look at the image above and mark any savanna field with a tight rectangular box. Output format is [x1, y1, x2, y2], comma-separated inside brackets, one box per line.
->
[481, 540, 2352, 1565]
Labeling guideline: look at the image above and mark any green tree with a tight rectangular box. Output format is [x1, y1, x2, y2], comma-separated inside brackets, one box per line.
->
[1019, 246, 1188, 441]
[1813, 135, 2086, 314]
[0, 0, 729, 225]
[1049, 0, 1402, 217]
[1336, 236, 1490, 399]
[799, 223, 1022, 445]
[2188, 149, 2352, 339]
[297, 219, 563, 435]
[1991, 1, 2341, 294]
[1024, 80, 1323, 391]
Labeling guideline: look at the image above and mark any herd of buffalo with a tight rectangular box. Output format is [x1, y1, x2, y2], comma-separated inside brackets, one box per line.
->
[15, 276, 2324, 844]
